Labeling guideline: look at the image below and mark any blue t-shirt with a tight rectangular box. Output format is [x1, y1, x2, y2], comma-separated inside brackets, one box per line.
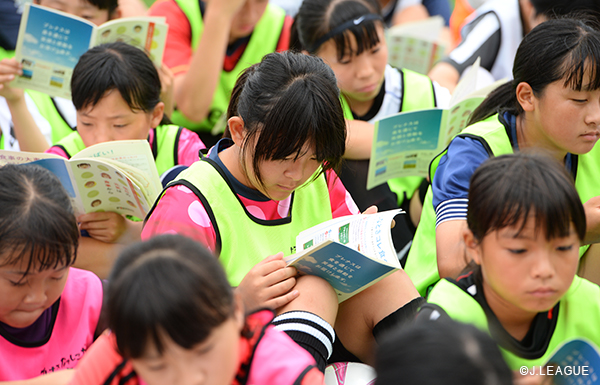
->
[432, 113, 573, 226]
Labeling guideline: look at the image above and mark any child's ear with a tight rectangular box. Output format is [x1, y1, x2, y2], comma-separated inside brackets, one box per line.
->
[516, 82, 535, 112]
[228, 116, 245, 146]
[150, 101, 165, 128]
[463, 227, 482, 265]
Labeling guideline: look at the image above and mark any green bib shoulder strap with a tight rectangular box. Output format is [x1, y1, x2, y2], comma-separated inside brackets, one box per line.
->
[400, 68, 436, 111]
[152, 124, 183, 176]
[53, 131, 86, 159]
[154, 158, 333, 286]
[170, 2, 286, 133]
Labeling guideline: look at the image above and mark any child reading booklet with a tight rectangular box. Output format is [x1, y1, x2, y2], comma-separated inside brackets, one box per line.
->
[285, 209, 403, 302]
[10, 3, 168, 99]
[0, 139, 161, 218]
[366, 58, 506, 189]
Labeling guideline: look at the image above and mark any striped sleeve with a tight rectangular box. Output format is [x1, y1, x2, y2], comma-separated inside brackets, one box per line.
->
[442, 11, 501, 74]
[431, 136, 491, 226]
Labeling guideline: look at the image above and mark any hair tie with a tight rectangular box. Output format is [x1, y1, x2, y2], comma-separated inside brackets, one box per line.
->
[308, 13, 383, 53]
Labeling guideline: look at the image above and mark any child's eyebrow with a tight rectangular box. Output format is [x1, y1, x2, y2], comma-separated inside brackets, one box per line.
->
[5, 265, 69, 275]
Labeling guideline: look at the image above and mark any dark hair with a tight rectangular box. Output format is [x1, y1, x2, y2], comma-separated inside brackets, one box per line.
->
[223, 51, 346, 190]
[375, 320, 513, 385]
[107, 234, 235, 359]
[469, 17, 600, 125]
[0, 164, 78, 279]
[467, 151, 586, 243]
[37, 0, 118, 17]
[88, 0, 119, 16]
[294, 0, 383, 59]
[531, 0, 600, 20]
[71, 42, 169, 125]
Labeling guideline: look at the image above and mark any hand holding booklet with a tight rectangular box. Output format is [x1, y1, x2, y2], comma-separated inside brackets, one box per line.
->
[10, 3, 168, 99]
[366, 58, 508, 189]
[284, 209, 403, 302]
[0, 140, 162, 218]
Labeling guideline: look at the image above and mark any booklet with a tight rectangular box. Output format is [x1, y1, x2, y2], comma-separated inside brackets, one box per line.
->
[542, 338, 600, 384]
[284, 209, 403, 302]
[0, 140, 162, 218]
[386, 16, 447, 75]
[11, 3, 168, 99]
[366, 58, 507, 189]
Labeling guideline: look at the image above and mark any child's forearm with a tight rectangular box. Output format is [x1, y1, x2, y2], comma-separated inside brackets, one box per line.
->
[3, 369, 74, 385]
[344, 119, 374, 160]
[7, 94, 50, 152]
[118, 219, 144, 245]
[174, 1, 241, 122]
[74, 237, 124, 279]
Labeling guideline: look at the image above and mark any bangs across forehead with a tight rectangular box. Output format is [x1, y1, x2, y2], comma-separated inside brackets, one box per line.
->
[488, 203, 577, 242]
[249, 76, 344, 163]
[333, 20, 381, 61]
[560, 47, 600, 91]
[0, 242, 72, 279]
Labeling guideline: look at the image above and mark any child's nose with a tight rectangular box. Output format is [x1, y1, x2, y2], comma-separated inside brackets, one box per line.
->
[586, 100, 600, 126]
[96, 128, 113, 143]
[23, 282, 47, 305]
[355, 55, 375, 79]
[531, 253, 555, 279]
[175, 368, 205, 385]
[284, 160, 304, 182]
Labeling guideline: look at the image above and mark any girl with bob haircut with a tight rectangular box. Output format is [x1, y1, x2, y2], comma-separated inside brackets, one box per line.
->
[143, 50, 422, 370]
[0, 164, 103, 381]
[45, 42, 205, 279]
[405, 17, 600, 296]
[293, 0, 451, 258]
[419, 151, 600, 372]
[68, 234, 324, 384]
[375, 319, 513, 385]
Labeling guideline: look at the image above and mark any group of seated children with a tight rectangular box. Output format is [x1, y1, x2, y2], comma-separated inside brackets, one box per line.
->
[3, 0, 600, 383]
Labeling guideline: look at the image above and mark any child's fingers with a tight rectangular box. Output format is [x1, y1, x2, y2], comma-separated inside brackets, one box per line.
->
[78, 211, 121, 223]
[362, 205, 378, 215]
[265, 284, 300, 310]
[261, 251, 285, 263]
[265, 275, 297, 298]
[0, 59, 21, 72]
[262, 265, 297, 287]
[0, 74, 16, 84]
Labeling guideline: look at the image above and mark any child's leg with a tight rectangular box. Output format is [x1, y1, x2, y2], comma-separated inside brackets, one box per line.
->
[272, 275, 338, 371]
[335, 269, 422, 364]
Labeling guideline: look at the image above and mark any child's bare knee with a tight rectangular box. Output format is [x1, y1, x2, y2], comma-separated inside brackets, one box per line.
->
[284, 275, 338, 324]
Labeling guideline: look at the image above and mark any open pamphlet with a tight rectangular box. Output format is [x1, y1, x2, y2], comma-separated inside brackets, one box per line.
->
[284, 209, 403, 302]
[366, 58, 507, 189]
[11, 3, 168, 99]
[386, 16, 447, 75]
[0, 140, 162, 218]
[539, 338, 600, 384]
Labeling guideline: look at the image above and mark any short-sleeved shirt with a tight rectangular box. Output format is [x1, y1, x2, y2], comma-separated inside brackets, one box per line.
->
[432, 113, 574, 226]
[148, 0, 293, 76]
[141, 138, 360, 251]
[441, 0, 523, 80]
